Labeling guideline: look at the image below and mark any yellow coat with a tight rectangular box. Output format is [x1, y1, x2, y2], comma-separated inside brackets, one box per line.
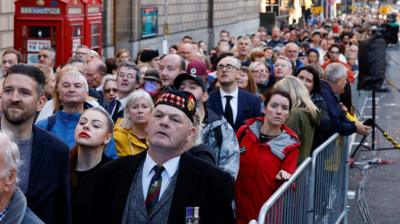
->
[113, 124, 148, 157]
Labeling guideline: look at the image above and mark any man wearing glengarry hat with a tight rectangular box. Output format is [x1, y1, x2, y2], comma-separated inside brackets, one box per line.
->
[89, 89, 235, 224]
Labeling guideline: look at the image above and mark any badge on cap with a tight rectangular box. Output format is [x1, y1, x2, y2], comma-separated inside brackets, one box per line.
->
[190, 68, 197, 75]
[187, 95, 195, 112]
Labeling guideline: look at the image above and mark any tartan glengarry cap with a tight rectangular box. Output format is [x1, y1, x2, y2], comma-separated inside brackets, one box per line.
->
[155, 90, 197, 122]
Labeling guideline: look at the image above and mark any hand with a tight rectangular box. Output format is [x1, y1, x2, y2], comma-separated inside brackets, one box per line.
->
[355, 121, 371, 135]
[339, 103, 348, 112]
[276, 170, 291, 181]
[248, 220, 258, 224]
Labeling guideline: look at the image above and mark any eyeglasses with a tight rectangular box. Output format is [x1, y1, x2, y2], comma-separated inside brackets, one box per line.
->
[117, 72, 136, 79]
[38, 54, 49, 59]
[217, 64, 239, 71]
[103, 88, 118, 93]
[252, 69, 269, 73]
[330, 51, 340, 54]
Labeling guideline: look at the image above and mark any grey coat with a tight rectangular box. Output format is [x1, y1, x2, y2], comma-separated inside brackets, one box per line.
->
[2, 187, 44, 224]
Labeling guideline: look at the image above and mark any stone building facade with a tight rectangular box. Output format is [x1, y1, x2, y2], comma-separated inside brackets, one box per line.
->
[106, 0, 260, 57]
[0, 0, 260, 59]
[0, 0, 14, 56]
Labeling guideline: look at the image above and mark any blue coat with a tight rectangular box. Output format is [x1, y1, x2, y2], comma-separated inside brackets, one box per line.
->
[320, 81, 356, 136]
[27, 126, 71, 224]
[207, 88, 262, 131]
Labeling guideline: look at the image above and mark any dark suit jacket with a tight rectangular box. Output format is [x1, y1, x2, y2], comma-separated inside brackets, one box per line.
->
[26, 126, 71, 224]
[90, 152, 235, 224]
[207, 88, 262, 131]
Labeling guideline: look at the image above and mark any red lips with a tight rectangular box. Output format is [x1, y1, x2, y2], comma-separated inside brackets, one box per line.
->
[78, 131, 90, 138]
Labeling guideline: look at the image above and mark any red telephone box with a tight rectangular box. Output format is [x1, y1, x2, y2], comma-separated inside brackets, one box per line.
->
[83, 0, 103, 56]
[14, 0, 102, 67]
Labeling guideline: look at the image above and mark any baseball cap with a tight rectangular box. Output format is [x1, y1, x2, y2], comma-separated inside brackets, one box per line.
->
[186, 60, 207, 76]
[174, 72, 206, 92]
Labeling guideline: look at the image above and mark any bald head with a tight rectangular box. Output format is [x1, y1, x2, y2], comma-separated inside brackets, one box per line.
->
[159, 54, 185, 87]
[86, 59, 107, 88]
[178, 43, 194, 61]
[284, 43, 300, 62]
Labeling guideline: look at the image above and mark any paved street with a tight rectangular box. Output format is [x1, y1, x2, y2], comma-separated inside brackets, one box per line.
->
[348, 44, 400, 224]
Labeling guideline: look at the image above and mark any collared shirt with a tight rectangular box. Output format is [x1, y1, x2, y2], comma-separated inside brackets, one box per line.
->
[220, 87, 239, 124]
[142, 152, 180, 200]
[0, 205, 8, 222]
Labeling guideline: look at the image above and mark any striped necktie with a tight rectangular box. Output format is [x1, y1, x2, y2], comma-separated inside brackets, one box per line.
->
[145, 165, 165, 214]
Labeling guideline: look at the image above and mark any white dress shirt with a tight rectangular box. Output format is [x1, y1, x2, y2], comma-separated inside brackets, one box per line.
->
[220, 87, 239, 124]
[142, 152, 180, 200]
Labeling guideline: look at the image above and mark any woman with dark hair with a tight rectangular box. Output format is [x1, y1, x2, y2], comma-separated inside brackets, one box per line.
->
[294, 65, 331, 147]
[70, 107, 114, 224]
[237, 66, 257, 94]
[235, 89, 300, 224]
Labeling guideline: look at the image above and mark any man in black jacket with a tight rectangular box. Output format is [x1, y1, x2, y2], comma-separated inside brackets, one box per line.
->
[90, 90, 235, 224]
[1, 64, 70, 224]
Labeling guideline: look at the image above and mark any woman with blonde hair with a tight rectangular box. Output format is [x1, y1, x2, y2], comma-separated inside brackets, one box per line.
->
[113, 89, 154, 156]
[249, 61, 273, 94]
[274, 76, 319, 163]
[35, 64, 56, 100]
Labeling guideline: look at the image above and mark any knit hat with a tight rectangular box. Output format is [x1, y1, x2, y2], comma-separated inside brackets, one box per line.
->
[186, 60, 207, 77]
[140, 49, 159, 63]
[155, 90, 197, 122]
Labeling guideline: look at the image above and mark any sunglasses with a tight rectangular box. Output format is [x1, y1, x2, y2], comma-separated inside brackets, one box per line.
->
[103, 88, 118, 93]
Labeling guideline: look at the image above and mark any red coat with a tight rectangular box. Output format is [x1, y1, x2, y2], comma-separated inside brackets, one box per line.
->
[235, 117, 300, 224]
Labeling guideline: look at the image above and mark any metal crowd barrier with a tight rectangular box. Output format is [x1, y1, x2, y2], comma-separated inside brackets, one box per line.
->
[257, 133, 349, 224]
[257, 158, 312, 224]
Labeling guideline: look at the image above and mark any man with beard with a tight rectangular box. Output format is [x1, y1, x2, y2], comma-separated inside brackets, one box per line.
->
[0, 64, 70, 224]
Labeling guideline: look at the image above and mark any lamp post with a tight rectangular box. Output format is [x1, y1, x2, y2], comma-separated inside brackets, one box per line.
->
[162, 0, 169, 54]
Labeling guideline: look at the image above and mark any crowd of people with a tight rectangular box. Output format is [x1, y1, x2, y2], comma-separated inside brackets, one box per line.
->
[1, 12, 394, 224]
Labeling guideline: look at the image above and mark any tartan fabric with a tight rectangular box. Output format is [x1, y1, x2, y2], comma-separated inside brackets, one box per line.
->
[145, 165, 165, 214]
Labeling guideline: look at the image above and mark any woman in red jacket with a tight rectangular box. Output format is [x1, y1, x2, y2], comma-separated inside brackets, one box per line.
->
[235, 89, 300, 224]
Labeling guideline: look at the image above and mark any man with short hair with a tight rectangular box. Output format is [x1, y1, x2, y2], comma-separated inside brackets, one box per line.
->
[236, 36, 252, 66]
[1, 64, 70, 224]
[174, 73, 240, 179]
[38, 47, 56, 69]
[1, 49, 21, 76]
[178, 42, 194, 64]
[219, 30, 230, 42]
[0, 131, 43, 223]
[90, 90, 235, 224]
[107, 61, 140, 122]
[321, 63, 370, 137]
[36, 71, 89, 148]
[267, 27, 284, 48]
[284, 42, 304, 72]
[85, 59, 107, 91]
[75, 45, 90, 62]
[159, 54, 185, 87]
[207, 56, 261, 131]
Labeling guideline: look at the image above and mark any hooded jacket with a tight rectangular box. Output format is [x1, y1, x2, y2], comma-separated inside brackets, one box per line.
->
[235, 117, 300, 224]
